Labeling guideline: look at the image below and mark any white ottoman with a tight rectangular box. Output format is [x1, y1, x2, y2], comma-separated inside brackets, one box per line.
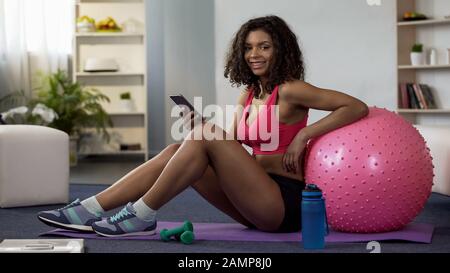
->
[0, 125, 69, 208]
[414, 125, 450, 196]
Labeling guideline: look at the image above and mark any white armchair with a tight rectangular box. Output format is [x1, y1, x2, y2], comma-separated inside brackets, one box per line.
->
[0, 125, 69, 208]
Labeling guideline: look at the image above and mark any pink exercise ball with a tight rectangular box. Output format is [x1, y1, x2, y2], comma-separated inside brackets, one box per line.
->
[304, 107, 433, 233]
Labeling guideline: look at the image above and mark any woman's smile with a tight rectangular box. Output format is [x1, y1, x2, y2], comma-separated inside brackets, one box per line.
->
[249, 60, 267, 70]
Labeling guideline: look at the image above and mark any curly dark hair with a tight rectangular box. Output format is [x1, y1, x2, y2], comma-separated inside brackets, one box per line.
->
[224, 15, 305, 98]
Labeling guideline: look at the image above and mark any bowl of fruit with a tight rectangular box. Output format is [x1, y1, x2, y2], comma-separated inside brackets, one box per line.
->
[96, 17, 122, 32]
[403, 12, 428, 21]
[77, 16, 96, 33]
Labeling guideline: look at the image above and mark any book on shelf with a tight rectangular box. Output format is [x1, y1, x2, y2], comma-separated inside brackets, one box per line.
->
[399, 83, 410, 108]
[412, 83, 427, 109]
[398, 83, 437, 109]
[419, 84, 437, 109]
[407, 83, 420, 109]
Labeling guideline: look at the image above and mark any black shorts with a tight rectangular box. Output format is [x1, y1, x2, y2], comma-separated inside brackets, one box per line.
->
[269, 173, 305, 233]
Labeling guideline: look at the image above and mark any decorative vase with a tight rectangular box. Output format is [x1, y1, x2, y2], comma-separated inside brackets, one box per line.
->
[120, 99, 136, 112]
[410, 52, 425, 66]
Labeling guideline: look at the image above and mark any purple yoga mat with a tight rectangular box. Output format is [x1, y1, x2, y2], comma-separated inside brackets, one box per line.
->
[39, 222, 434, 243]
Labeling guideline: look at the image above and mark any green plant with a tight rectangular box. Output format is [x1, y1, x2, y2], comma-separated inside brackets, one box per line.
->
[120, 92, 131, 100]
[412, 43, 423, 53]
[0, 69, 113, 141]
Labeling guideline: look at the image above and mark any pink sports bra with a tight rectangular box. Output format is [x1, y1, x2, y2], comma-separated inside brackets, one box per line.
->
[237, 85, 308, 155]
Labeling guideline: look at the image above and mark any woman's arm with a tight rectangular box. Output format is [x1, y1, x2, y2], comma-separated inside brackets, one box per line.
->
[282, 81, 369, 143]
[280, 81, 369, 174]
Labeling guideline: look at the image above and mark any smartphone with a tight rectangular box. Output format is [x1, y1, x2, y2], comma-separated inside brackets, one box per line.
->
[170, 94, 198, 114]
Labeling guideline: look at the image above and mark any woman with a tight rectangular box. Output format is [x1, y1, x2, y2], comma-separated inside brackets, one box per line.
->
[38, 15, 368, 235]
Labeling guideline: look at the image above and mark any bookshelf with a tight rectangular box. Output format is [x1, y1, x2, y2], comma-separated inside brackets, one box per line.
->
[73, 0, 148, 159]
[396, 0, 450, 124]
[397, 18, 450, 26]
[398, 64, 450, 70]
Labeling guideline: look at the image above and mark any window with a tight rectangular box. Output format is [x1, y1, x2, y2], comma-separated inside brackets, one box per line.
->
[3, 0, 74, 54]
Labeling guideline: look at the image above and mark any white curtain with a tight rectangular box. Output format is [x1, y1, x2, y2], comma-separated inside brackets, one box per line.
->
[0, 0, 8, 98]
[0, 0, 74, 98]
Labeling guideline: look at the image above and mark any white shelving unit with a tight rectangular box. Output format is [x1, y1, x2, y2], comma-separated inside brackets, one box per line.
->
[397, 18, 450, 26]
[395, 0, 450, 124]
[398, 64, 450, 70]
[73, 0, 148, 159]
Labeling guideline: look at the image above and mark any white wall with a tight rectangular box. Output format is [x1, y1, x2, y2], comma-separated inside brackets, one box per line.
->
[163, 0, 215, 145]
[215, 0, 397, 128]
[147, 0, 166, 154]
[147, 0, 215, 150]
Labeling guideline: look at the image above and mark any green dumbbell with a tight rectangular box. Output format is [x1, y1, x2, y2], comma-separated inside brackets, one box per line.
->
[160, 220, 194, 242]
[178, 230, 195, 245]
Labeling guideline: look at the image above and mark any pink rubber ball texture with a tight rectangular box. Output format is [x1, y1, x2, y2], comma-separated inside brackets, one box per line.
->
[304, 107, 433, 233]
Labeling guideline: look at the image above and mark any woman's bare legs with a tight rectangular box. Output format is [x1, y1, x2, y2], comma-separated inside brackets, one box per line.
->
[141, 123, 285, 232]
[94, 143, 181, 211]
[94, 141, 253, 227]
[191, 167, 254, 227]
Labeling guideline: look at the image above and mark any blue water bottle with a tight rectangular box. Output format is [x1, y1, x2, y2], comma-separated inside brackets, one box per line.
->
[301, 184, 328, 249]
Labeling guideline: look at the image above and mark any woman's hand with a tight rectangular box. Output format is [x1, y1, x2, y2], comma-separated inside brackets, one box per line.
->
[282, 134, 308, 174]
